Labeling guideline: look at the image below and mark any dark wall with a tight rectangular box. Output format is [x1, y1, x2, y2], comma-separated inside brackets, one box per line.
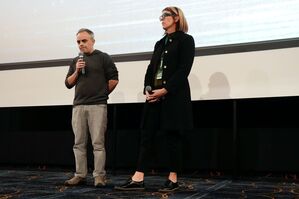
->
[0, 97, 298, 173]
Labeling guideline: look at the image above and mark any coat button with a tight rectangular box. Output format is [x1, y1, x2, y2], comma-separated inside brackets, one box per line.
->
[163, 65, 167, 69]
[163, 80, 166, 84]
[165, 50, 168, 53]
[169, 39, 172, 42]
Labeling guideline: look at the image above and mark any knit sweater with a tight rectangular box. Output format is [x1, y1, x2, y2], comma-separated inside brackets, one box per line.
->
[65, 50, 118, 105]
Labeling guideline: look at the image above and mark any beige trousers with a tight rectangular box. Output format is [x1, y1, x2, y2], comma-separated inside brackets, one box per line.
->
[72, 104, 107, 178]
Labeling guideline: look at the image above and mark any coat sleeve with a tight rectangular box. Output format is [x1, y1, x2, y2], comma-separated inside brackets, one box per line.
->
[143, 41, 160, 94]
[164, 35, 195, 94]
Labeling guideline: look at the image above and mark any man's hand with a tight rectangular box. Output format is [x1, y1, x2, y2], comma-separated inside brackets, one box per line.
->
[76, 59, 86, 73]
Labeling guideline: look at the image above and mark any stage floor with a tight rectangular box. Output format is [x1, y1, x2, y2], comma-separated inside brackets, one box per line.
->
[0, 168, 298, 198]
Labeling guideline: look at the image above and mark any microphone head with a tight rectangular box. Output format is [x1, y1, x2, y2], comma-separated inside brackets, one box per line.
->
[145, 86, 152, 92]
[78, 52, 84, 60]
[145, 85, 152, 93]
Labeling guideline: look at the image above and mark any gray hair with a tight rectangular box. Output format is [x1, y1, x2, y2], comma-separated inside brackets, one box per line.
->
[76, 28, 95, 40]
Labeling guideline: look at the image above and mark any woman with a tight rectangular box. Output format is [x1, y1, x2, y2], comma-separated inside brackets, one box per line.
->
[115, 6, 195, 192]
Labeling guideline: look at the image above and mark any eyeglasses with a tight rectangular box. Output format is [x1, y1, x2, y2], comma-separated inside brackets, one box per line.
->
[159, 12, 176, 21]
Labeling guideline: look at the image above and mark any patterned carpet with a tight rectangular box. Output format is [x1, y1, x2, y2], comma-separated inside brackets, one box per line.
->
[0, 168, 298, 198]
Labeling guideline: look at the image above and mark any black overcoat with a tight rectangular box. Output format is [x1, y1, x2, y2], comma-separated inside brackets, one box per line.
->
[141, 31, 195, 131]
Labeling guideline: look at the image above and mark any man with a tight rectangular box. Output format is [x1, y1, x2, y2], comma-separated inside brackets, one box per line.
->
[64, 28, 118, 187]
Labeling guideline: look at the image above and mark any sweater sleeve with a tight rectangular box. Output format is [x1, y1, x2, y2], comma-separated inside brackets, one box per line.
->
[64, 59, 76, 89]
[103, 53, 119, 81]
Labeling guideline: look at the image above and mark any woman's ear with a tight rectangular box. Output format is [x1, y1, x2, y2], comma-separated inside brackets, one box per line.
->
[174, 16, 179, 23]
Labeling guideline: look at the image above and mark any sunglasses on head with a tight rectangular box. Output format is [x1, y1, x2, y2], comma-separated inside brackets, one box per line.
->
[159, 12, 176, 21]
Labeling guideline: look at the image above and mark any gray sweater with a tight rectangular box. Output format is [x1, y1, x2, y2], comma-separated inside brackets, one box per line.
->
[65, 50, 118, 105]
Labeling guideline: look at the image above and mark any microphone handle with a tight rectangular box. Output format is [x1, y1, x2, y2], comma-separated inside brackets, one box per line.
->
[78, 53, 85, 75]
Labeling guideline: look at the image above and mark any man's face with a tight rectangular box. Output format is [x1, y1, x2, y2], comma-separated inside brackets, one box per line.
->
[76, 31, 95, 54]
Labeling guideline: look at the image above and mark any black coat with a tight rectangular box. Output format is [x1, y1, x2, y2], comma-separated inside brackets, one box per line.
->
[142, 31, 195, 131]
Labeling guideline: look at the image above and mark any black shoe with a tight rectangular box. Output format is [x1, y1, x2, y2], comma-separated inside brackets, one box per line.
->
[114, 178, 145, 191]
[158, 179, 179, 192]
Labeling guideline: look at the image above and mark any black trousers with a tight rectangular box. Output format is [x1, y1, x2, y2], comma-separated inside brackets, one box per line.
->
[136, 128, 183, 173]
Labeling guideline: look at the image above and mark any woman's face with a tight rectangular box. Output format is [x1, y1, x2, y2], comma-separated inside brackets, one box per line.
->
[160, 11, 177, 32]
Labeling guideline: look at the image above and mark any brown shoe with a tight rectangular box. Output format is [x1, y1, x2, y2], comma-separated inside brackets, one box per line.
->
[94, 176, 107, 187]
[64, 176, 86, 186]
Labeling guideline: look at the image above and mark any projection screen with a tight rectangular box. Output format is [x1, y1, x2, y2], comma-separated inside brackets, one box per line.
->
[0, 0, 298, 107]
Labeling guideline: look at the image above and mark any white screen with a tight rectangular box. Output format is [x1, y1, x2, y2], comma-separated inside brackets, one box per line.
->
[1, 0, 299, 63]
[0, 47, 298, 107]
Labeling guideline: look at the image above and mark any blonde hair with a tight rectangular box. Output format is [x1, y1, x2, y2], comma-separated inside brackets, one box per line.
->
[162, 6, 188, 33]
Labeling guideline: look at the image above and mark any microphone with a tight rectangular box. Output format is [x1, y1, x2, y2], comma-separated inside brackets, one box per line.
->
[145, 85, 153, 94]
[78, 52, 85, 75]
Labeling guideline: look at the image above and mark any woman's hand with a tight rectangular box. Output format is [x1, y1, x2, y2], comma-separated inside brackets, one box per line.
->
[146, 88, 168, 103]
